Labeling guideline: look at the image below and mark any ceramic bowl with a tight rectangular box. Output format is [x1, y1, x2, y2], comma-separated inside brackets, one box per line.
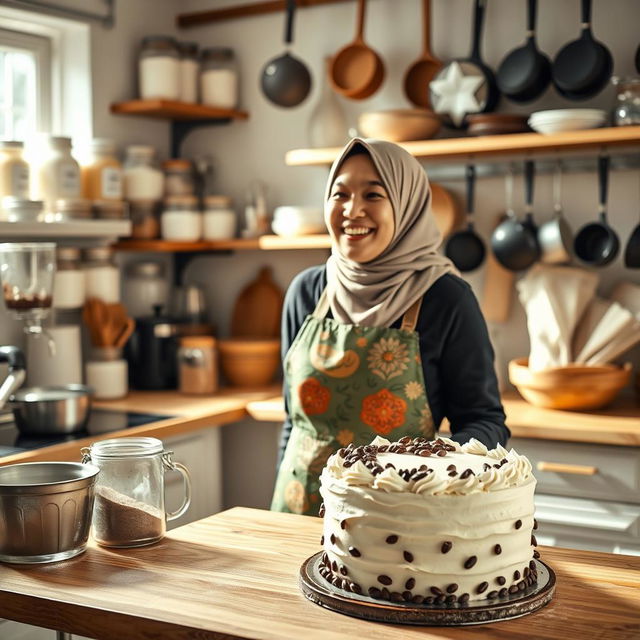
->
[218, 338, 281, 387]
[272, 206, 325, 237]
[358, 109, 441, 142]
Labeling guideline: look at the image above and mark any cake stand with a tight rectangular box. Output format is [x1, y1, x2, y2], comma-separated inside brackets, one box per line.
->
[299, 552, 555, 626]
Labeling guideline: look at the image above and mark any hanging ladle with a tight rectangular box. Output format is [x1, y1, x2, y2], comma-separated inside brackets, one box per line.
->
[260, 0, 312, 108]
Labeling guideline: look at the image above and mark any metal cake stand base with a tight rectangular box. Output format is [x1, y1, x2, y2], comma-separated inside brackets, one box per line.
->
[299, 552, 555, 626]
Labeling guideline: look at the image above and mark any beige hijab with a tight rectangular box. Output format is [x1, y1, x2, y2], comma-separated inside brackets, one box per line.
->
[325, 137, 457, 327]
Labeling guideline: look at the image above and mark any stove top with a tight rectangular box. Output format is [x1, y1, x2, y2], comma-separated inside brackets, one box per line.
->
[0, 408, 173, 458]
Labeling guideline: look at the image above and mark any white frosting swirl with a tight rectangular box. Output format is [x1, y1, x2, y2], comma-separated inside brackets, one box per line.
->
[372, 466, 407, 492]
[461, 438, 488, 456]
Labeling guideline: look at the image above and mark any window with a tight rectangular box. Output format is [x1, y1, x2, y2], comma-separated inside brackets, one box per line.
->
[0, 27, 52, 141]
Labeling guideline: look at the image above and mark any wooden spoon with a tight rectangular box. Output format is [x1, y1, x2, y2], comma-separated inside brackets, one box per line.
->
[403, 0, 443, 108]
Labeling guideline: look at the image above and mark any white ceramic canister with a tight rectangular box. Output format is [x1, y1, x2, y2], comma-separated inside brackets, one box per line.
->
[53, 247, 85, 309]
[83, 246, 120, 303]
[0, 141, 30, 199]
[177, 41, 199, 103]
[203, 195, 236, 240]
[200, 47, 238, 109]
[161, 195, 202, 241]
[86, 358, 128, 399]
[26, 325, 83, 387]
[123, 146, 164, 201]
[138, 35, 180, 100]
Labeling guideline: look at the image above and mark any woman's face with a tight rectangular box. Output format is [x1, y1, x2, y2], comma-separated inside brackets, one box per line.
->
[325, 153, 395, 263]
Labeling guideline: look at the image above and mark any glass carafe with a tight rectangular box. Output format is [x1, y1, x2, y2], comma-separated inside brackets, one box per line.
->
[612, 76, 640, 126]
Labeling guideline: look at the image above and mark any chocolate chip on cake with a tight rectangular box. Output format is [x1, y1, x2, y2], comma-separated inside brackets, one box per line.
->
[320, 535, 324, 545]
[494, 544, 502, 555]
[533, 549, 540, 559]
[515, 519, 522, 529]
[531, 534, 537, 546]
[418, 450, 432, 457]
[386, 534, 399, 544]
[496, 576, 506, 586]
[424, 596, 435, 604]
[340, 566, 348, 576]
[436, 450, 448, 457]
[403, 551, 414, 563]
[351, 583, 362, 594]
[340, 520, 347, 530]
[476, 581, 488, 594]
[384, 463, 396, 470]
[448, 470, 458, 477]
[487, 590, 499, 599]
[402, 591, 413, 602]
[441, 541, 453, 554]
[534, 518, 539, 530]
[445, 594, 457, 604]
[446, 583, 458, 593]
[435, 594, 446, 604]
[460, 468, 474, 479]
[530, 560, 536, 569]
[331, 560, 338, 572]
[368, 586, 381, 599]
[499, 587, 508, 598]
[459, 593, 470, 604]
[446, 464, 456, 471]
[405, 578, 416, 590]
[430, 586, 443, 596]
[509, 585, 519, 594]
[464, 555, 477, 569]
[318, 504, 325, 517]
[378, 575, 392, 586]
[412, 594, 425, 604]
[330, 533, 336, 544]
[348, 546, 361, 557]
[380, 587, 391, 600]
[390, 592, 403, 603]
[514, 570, 521, 580]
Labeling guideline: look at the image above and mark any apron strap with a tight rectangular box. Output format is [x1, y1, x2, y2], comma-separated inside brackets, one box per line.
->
[400, 296, 423, 332]
[312, 288, 331, 319]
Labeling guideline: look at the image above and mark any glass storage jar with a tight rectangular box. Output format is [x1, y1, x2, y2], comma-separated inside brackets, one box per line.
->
[0, 197, 44, 222]
[123, 145, 164, 201]
[177, 41, 199, 103]
[31, 135, 81, 211]
[82, 246, 120, 303]
[81, 138, 123, 201]
[163, 158, 195, 196]
[161, 195, 202, 241]
[200, 47, 238, 109]
[52, 197, 92, 220]
[130, 200, 160, 238]
[0, 141, 29, 199]
[53, 247, 85, 309]
[612, 76, 640, 126]
[92, 200, 128, 219]
[138, 35, 180, 100]
[178, 335, 218, 395]
[82, 437, 191, 548]
[203, 195, 236, 240]
[122, 260, 169, 318]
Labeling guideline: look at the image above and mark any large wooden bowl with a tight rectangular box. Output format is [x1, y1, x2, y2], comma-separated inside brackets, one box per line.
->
[358, 109, 441, 142]
[218, 338, 281, 387]
[508, 357, 632, 410]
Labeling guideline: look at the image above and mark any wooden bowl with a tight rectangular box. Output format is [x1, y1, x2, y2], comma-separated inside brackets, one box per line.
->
[508, 357, 632, 410]
[218, 338, 281, 387]
[357, 109, 441, 142]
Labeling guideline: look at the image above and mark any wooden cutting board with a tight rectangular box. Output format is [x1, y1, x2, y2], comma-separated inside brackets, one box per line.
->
[431, 182, 461, 238]
[230, 266, 284, 338]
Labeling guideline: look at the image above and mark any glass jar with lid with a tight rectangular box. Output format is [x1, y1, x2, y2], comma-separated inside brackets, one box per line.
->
[200, 47, 238, 109]
[123, 145, 164, 201]
[122, 260, 169, 318]
[161, 195, 202, 241]
[178, 335, 218, 395]
[82, 437, 192, 548]
[130, 200, 160, 238]
[612, 76, 640, 126]
[177, 41, 199, 103]
[162, 159, 195, 196]
[0, 197, 44, 222]
[138, 35, 180, 100]
[0, 141, 29, 199]
[82, 246, 120, 303]
[203, 195, 236, 240]
[52, 197, 92, 221]
[92, 200, 128, 220]
[53, 247, 85, 309]
[31, 135, 81, 211]
[81, 138, 123, 201]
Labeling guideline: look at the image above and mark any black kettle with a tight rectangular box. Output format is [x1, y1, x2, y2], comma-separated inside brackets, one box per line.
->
[125, 305, 180, 390]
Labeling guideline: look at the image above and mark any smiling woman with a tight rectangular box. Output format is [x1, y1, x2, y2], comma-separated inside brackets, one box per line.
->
[271, 137, 510, 517]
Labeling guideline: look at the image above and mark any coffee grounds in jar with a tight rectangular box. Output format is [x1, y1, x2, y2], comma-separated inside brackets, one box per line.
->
[93, 485, 164, 547]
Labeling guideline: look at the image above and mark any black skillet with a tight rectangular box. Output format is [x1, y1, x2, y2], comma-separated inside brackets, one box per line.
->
[445, 165, 486, 272]
[496, 0, 551, 103]
[260, 0, 312, 108]
[552, 0, 613, 99]
[430, 0, 499, 128]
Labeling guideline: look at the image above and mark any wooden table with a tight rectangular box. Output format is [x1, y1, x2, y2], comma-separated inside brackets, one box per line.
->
[0, 507, 638, 640]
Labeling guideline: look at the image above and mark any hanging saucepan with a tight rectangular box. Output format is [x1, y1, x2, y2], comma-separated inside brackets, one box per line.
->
[445, 165, 486, 272]
[260, 0, 312, 108]
[538, 160, 573, 264]
[496, 0, 551, 102]
[574, 156, 619, 266]
[551, 0, 613, 100]
[430, 0, 499, 128]
[403, 0, 443, 108]
[329, 0, 385, 100]
[623, 171, 640, 268]
[491, 161, 540, 271]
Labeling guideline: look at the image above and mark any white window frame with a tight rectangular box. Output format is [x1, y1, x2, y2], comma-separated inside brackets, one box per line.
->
[0, 4, 92, 144]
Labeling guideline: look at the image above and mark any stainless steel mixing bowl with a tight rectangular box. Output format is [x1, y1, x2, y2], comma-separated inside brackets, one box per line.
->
[0, 461, 99, 563]
[9, 384, 92, 435]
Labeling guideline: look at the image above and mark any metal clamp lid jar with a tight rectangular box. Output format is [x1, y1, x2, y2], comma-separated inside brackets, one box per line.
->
[82, 437, 192, 548]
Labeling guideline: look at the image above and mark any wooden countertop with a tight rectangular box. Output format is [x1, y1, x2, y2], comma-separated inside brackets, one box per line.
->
[0, 507, 638, 640]
[246, 391, 640, 447]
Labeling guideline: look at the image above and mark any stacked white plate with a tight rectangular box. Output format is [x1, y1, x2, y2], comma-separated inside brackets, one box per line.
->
[528, 109, 607, 134]
[271, 206, 326, 237]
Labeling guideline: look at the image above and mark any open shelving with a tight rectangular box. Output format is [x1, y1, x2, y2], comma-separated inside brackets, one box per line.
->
[113, 235, 331, 252]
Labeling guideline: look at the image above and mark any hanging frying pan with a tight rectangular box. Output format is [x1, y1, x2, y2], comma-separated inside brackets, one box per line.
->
[496, 0, 551, 102]
[624, 171, 640, 268]
[260, 0, 312, 108]
[430, 0, 500, 128]
[551, 0, 613, 100]
[403, 0, 443, 108]
[445, 165, 486, 272]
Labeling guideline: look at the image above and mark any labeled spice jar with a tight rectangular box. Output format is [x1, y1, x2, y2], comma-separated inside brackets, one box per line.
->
[82, 437, 192, 547]
[123, 145, 164, 201]
[161, 195, 201, 241]
[130, 199, 161, 238]
[203, 195, 236, 240]
[138, 35, 180, 100]
[163, 158, 195, 196]
[177, 41, 199, 103]
[81, 138, 123, 201]
[178, 335, 218, 395]
[200, 47, 238, 109]
[0, 141, 29, 199]
[31, 135, 81, 210]
[82, 246, 120, 303]
[53, 247, 85, 309]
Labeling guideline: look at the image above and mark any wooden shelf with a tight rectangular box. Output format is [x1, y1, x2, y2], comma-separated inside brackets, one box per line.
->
[110, 99, 248, 122]
[285, 126, 640, 167]
[113, 235, 331, 252]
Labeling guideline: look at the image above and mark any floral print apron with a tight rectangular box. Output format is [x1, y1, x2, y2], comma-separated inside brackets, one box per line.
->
[271, 288, 435, 516]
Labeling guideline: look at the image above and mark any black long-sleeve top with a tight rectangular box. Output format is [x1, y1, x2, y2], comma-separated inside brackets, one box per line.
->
[277, 265, 509, 468]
